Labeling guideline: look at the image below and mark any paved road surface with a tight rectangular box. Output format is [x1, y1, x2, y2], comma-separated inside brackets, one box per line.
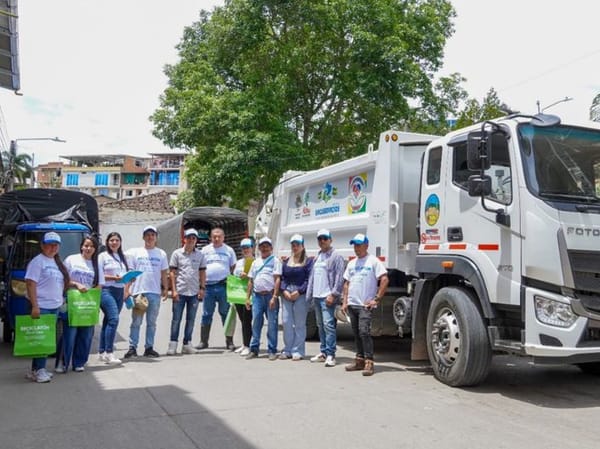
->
[1, 301, 600, 449]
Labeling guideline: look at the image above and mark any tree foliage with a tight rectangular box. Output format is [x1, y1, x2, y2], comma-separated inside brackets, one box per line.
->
[151, 0, 456, 208]
[1, 151, 33, 189]
[454, 87, 512, 129]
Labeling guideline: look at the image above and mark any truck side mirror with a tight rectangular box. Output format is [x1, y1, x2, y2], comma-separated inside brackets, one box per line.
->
[467, 130, 491, 171]
[468, 175, 492, 197]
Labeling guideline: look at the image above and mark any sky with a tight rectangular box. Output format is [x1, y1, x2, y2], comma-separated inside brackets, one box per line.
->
[0, 0, 598, 167]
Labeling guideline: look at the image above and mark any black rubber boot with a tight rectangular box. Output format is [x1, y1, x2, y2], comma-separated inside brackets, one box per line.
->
[195, 324, 211, 350]
[225, 336, 235, 351]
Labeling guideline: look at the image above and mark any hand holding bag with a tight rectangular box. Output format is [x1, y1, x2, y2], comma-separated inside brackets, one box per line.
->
[14, 314, 57, 357]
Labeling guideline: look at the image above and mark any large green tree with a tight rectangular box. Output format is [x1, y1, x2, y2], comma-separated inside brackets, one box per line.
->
[1, 151, 33, 190]
[151, 0, 456, 208]
[454, 87, 512, 129]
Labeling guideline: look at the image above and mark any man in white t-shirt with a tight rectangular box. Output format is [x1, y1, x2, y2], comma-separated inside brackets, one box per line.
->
[341, 233, 388, 376]
[197, 227, 237, 350]
[124, 226, 169, 358]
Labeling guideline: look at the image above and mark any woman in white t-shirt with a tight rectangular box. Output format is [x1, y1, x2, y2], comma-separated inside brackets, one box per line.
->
[24, 231, 70, 383]
[97, 232, 130, 365]
[58, 235, 104, 373]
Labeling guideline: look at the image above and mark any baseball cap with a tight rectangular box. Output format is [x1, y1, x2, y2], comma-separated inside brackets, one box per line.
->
[258, 237, 273, 246]
[349, 233, 369, 245]
[240, 238, 254, 248]
[42, 232, 61, 244]
[289, 234, 304, 244]
[183, 228, 199, 238]
[143, 225, 158, 235]
[317, 228, 331, 239]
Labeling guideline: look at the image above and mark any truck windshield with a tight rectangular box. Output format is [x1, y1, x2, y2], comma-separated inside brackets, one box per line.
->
[518, 124, 600, 203]
[11, 231, 86, 270]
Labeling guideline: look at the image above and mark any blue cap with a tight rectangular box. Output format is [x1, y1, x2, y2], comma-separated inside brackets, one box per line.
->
[349, 233, 369, 245]
[290, 234, 304, 244]
[42, 232, 61, 244]
[184, 228, 199, 238]
[317, 228, 331, 239]
[240, 238, 253, 248]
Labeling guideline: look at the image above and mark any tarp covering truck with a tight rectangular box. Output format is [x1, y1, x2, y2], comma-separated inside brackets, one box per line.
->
[257, 114, 600, 386]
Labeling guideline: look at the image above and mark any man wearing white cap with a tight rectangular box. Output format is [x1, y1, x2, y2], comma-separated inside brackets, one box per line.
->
[306, 228, 345, 367]
[124, 225, 169, 358]
[342, 233, 388, 376]
[166, 228, 207, 355]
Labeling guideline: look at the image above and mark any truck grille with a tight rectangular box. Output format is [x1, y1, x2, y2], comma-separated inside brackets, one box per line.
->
[568, 250, 600, 296]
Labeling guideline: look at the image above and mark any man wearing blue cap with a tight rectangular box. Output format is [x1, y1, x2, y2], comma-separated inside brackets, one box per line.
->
[342, 233, 389, 376]
[306, 228, 345, 367]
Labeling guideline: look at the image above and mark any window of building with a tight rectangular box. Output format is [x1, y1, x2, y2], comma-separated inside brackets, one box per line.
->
[95, 173, 109, 186]
[65, 173, 79, 186]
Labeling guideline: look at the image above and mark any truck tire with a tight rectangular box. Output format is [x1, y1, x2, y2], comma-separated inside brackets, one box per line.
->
[426, 287, 491, 387]
[576, 362, 600, 375]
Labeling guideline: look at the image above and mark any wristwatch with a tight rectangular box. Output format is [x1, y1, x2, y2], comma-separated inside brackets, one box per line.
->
[199, 286, 206, 290]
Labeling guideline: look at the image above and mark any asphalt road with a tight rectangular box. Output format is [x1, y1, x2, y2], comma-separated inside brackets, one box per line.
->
[1, 302, 600, 449]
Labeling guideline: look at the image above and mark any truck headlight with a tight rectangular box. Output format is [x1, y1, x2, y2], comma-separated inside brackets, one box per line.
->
[534, 296, 577, 328]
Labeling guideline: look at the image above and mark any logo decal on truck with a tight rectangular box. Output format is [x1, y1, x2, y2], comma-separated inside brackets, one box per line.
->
[348, 173, 367, 214]
[425, 194, 440, 226]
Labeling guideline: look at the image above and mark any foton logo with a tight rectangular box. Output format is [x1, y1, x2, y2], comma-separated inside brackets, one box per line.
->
[567, 227, 600, 237]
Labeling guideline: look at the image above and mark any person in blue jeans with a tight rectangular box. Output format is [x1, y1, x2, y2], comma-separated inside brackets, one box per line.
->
[197, 227, 237, 350]
[98, 232, 130, 365]
[60, 235, 104, 373]
[245, 237, 282, 360]
[306, 229, 346, 367]
[124, 226, 169, 359]
[280, 234, 314, 361]
[24, 231, 69, 383]
[167, 228, 207, 355]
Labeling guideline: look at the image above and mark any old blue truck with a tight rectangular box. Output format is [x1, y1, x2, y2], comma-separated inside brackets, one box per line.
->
[0, 188, 99, 342]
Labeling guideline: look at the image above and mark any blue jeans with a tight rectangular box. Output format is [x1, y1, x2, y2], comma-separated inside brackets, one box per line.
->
[32, 307, 59, 372]
[99, 286, 124, 353]
[281, 294, 308, 357]
[62, 323, 94, 370]
[170, 294, 199, 344]
[250, 292, 279, 354]
[129, 292, 160, 350]
[201, 283, 230, 326]
[314, 297, 337, 357]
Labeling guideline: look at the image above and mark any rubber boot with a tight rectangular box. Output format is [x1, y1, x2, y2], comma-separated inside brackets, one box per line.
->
[195, 324, 211, 350]
[362, 359, 375, 376]
[225, 336, 235, 351]
[345, 356, 366, 372]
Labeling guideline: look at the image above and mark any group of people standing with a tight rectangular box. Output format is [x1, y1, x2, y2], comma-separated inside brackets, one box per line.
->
[23, 223, 388, 383]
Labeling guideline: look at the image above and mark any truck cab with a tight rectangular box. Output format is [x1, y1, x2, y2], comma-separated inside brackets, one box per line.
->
[414, 114, 600, 385]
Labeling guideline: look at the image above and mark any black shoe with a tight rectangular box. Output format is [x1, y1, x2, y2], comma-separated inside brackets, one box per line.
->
[143, 347, 160, 358]
[124, 347, 137, 359]
[195, 342, 208, 350]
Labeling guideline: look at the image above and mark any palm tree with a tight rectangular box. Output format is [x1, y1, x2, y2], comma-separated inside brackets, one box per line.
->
[1, 150, 33, 189]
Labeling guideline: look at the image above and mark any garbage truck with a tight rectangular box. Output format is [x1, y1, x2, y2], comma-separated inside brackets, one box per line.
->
[257, 114, 600, 386]
[0, 188, 99, 343]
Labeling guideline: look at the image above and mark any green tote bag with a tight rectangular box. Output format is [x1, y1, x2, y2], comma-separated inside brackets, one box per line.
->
[67, 288, 101, 326]
[14, 314, 57, 357]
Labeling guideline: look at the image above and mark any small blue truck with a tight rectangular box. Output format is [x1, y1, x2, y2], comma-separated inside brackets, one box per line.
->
[0, 188, 99, 342]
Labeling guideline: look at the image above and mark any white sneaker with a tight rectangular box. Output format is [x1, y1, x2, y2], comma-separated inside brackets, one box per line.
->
[166, 341, 177, 356]
[324, 355, 336, 367]
[234, 345, 244, 354]
[98, 352, 107, 362]
[239, 347, 250, 356]
[54, 363, 66, 374]
[105, 352, 122, 365]
[182, 344, 198, 354]
[34, 368, 52, 383]
[74, 366, 85, 372]
[310, 353, 326, 363]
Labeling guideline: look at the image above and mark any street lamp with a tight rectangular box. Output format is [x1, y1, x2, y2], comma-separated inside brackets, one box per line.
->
[1, 137, 67, 191]
[536, 96, 574, 113]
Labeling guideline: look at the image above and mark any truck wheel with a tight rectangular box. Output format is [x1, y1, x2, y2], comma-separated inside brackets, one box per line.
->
[2, 321, 12, 343]
[576, 363, 600, 375]
[426, 287, 491, 387]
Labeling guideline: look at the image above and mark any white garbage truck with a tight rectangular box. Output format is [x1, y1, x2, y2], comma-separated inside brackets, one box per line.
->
[257, 113, 600, 386]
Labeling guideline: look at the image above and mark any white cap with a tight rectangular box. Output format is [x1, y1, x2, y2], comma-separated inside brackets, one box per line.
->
[183, 228, 199, 238]
[317, 228, 331, 239]
[258, 236, 273, 246]
[349, 233, 369, 245]
[289, 234, 304, 244]
[143, 225, 158, 235]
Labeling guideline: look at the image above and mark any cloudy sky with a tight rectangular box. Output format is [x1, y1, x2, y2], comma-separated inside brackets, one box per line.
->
[0, 0, 598, 166]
